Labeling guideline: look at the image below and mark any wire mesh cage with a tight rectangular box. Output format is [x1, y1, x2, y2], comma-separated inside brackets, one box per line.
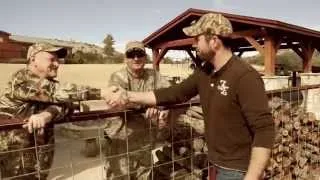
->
[1, 84, 320, 180]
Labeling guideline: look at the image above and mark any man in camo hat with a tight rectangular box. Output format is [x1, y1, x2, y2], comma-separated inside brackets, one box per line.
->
[105, 40, 171, 179]
[107, 13, 274, 180]
[0, 42, 107, 179]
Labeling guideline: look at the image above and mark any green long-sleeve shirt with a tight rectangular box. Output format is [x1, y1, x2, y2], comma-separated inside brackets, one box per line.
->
[154, 55, 275, 171]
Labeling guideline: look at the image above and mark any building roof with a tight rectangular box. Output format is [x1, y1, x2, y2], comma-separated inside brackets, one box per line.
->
[9, 35, 74, 48]
[0, 30, 11, 36]
[9, 35, 104, 54]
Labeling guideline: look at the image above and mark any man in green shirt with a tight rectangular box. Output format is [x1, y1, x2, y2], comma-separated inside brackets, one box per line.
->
[105, 41, 170, 179]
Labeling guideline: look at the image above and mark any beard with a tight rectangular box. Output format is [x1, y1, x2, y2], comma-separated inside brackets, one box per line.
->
[197, 48, 215, 62]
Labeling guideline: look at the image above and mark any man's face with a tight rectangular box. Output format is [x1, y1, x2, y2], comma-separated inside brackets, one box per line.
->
[32, 51, 60, 79]
[125, 49, 147, 72]
[194, 34, 216, 62]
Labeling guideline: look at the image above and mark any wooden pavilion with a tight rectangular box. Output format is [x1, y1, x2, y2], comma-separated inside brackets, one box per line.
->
[143, 8, 320, 75]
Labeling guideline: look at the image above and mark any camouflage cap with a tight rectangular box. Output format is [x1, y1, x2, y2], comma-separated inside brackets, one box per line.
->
[125, 41, 145, 52]
[27, 42, 68, 60]
[183, 13, 233, 37]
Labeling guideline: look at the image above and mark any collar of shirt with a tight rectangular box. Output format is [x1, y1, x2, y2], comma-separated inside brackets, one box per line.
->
[211, 55, 237, 77]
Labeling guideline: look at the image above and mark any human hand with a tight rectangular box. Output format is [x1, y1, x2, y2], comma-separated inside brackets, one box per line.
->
[145, 107, 159, 120]
[104, 86, 128, 109]
[145, 108, 169, 128]
[22, 111, 53, 135]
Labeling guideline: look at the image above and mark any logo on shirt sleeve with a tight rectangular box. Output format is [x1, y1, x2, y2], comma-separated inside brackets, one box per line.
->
[217, 80, 229, 96]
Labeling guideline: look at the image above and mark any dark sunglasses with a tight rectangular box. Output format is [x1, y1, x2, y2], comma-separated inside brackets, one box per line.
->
[125, 50, 146, 59]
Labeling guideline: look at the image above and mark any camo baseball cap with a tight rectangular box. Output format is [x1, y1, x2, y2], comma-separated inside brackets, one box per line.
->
[183, 13, 233, 37]
[27, 42, 68, 60]
[125, 41, 145, 52]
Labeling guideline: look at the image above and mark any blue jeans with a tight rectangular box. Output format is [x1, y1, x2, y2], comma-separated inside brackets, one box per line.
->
[216, 166, 245, 180]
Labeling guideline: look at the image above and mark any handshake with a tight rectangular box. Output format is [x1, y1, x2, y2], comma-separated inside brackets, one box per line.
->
[103, 86, 168, 128]
[103, 86, 130, 109]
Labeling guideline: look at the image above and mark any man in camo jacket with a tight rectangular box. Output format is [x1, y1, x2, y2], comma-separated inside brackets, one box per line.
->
[0, 42, 106, 179]
[105, 41, 171, 179]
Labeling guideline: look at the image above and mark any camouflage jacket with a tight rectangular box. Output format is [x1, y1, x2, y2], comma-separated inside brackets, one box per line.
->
[105, 67, 171, 139]
[0, 68, 98, 119]
[108, 67, 170, 91]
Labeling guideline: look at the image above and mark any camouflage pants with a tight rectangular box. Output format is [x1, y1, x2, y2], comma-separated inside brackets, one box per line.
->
[0, 127, 54, 180]
[104, 116, 157, 180]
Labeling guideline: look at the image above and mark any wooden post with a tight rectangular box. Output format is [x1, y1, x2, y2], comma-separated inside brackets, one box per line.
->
[302, 42, 315, 73]
[152, 48, 159, 71]
[290, 41, 315, 73]
[152, 47, 168, 71]
[244, 33, 280, 75]
[264, 36, 278, 76]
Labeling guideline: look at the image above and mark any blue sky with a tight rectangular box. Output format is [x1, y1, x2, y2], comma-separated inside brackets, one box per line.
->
[1, 0, 319, 52]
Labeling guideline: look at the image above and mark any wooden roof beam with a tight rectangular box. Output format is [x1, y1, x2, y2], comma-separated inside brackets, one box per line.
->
[230, 28, 267, 39]
[244, 36, 264, 55]
[186, 49, 196, 61]
[155, 38, 195, 50]
[154, 29, 267, 50]
[288, 41, 315, 72]
[289, 41, 314, 60]
[153, 48, 168, 71]
[236, 51, 244, 57]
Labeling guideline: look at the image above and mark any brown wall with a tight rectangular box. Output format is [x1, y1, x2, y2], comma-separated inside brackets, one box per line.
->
[0, 33, 28, 61]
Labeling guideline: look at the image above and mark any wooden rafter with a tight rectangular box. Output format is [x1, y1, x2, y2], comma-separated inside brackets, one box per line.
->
[155, 38, 194, 50]
[186, 49, 196, 61]
[237, 43, 300, 52]
[289, 41, 315, 60]
[230, 28, 267, 39]
[289, 40, 315, 72]
[237, 51, 244, 57]
[291, 46, 306, 60]
[155, 48, 168, 69]
[244, 36, 264, 55]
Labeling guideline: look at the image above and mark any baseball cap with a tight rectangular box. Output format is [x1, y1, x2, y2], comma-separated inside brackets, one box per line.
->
[125, 41, 145, 53]
[183, 13, 233, 37]
[27, 42, 68, 60]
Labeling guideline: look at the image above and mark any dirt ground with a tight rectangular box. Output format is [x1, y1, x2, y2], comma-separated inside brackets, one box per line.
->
[0, 63, 192, 90]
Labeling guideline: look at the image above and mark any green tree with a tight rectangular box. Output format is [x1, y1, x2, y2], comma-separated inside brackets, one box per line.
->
[66, 51, 107, 64]
[313, 51, 320, 66]
[103, 34, 115, 56]
[108, 52, 124, 63]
